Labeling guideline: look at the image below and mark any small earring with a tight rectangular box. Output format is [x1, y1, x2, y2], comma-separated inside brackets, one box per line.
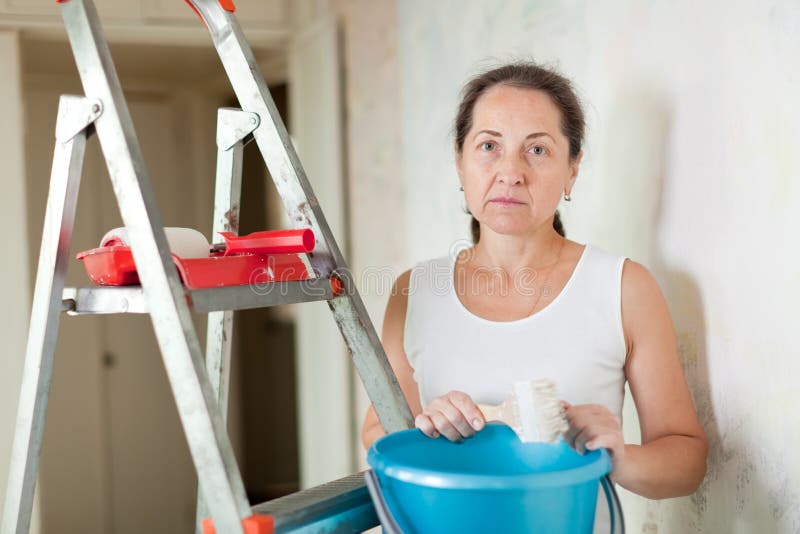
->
[564, 192, 572, 202]
[459, 186, 464, 191]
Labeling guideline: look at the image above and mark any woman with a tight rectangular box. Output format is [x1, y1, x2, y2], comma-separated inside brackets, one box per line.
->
[361, 62, 707, 522]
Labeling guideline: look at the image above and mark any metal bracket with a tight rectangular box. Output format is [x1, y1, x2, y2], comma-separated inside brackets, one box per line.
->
[216, 108, 260, 151]
[55, 95, 103, 144]
[62, 287, 147, 315]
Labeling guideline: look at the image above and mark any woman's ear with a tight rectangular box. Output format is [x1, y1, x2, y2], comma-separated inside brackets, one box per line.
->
[568, 150, 583, 184]
[455, 143, 465, 187]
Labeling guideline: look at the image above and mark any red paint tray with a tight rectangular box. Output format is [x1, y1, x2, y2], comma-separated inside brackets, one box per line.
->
[77, 229, 315, 290]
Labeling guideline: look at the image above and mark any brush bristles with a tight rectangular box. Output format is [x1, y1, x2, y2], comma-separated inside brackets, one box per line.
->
[509, 379, 569, 443]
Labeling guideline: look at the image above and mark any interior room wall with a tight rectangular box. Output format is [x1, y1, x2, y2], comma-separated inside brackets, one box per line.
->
[6, 1, 799, 532]
[19, 40, 231, 533]
[393, 1, 800, 532]
[0, 29, 40, 534]
[288, 9, 352, 489]
[4, 34, 288, 532]
[329, 0, 404, 471]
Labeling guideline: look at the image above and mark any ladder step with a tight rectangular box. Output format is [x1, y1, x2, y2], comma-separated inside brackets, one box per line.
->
[62, 278, 335, 315]
[251, 473, 379, 533]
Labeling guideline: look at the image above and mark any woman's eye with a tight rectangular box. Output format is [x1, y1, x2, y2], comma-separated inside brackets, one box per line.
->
[480, 142, 496, 151]
[530, 146, 546, 156]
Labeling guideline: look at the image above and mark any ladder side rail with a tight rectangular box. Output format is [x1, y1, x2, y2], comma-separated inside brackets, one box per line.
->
[59, 2, 250, 531]
[196, 108, 255, 534]
[188, 0, 414, 434]
[1, 95, 96, 534]
[205, 108, 256, 424]
[252, 473, 379, 532]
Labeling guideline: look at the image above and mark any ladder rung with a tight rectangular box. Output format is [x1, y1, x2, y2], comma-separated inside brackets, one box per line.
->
[251, 473, 379, 533]
[62, 278, 335, 315]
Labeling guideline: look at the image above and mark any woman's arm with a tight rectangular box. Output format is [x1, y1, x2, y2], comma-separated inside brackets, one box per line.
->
[563, 259, 707, 498]
[361, 269, 425, 449]
[615, 259, 707, 498]
[362, 269, 488, 447]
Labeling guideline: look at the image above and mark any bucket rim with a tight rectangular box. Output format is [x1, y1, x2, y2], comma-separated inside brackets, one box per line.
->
[367, 427, 612, 490]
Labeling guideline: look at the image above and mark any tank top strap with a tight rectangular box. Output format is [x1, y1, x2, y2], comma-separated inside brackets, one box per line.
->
[404, 255, 452, 370]
[561, 245, 628, 359]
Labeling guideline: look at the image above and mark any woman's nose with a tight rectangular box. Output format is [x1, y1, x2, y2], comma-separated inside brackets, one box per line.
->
[496, 155, 527, 185]
[498, 173, 524, 185]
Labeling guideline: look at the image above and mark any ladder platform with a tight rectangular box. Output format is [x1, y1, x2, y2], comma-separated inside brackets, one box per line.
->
[62, 278, 336, 315]
[251, 473, 378, 533]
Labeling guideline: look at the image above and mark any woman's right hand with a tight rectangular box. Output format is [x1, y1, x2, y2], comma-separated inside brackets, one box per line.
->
[415, 390, 485, 442]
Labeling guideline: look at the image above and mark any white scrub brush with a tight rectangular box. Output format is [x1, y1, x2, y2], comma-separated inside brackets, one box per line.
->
[477, 379, 569, 443]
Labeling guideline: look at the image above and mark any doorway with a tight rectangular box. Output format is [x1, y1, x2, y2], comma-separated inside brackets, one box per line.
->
[21, 38, 299, 533]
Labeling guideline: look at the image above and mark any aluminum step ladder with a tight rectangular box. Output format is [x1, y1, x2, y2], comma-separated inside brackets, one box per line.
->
[1, 1, 413, 532]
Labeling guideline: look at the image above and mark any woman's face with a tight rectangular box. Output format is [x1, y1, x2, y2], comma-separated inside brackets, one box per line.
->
[456, 84, 581, 237]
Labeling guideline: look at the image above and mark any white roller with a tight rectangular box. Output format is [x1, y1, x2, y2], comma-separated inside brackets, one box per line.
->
[100, 227, 211, 258]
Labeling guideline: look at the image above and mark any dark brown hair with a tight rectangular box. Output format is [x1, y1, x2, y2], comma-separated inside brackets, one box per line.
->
[454, 61, 585, 243]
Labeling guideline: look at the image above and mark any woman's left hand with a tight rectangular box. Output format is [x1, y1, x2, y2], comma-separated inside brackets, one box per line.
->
[562, 401, 626, 475]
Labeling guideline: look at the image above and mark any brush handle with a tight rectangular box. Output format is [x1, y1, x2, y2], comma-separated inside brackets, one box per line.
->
[477, 403, 509, 425]
[217, 229, 315, 255]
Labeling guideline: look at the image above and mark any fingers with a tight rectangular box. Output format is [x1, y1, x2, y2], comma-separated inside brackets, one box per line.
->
[573, 426, 592, 455]
[416, 410, 460, 442]
[434, 396, 476, 437]
[414, 414, 439, 439]
[415, 414, 458, 441]
[449, 391, 485, 431]
[431, 411, 463, 442]
[584, 434, 615, 453]
[562, 403, 592, 449]
[563, 404, 623, 456]
[416, 391, 484, 442]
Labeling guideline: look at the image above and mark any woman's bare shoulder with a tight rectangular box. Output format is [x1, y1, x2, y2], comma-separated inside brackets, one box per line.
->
[395, 268, 413, 291]
[383, 268, 413, 338]
[621, 259, 664, 305]
[620, 259, 673, 355]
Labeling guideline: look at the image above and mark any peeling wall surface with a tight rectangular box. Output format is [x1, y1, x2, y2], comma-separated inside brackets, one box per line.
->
[395, 1, 800, 532]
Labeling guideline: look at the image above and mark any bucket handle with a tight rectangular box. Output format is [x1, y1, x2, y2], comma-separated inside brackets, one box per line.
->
[600, 474, 626, 534]
[365, 470, 625, 534]
[365, 469, 403, 534]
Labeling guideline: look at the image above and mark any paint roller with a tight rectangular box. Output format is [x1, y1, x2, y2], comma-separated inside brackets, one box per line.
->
[100, 227, 315, 257]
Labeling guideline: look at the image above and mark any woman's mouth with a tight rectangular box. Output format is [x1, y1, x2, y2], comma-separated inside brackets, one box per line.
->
[489, 196, 526, 206]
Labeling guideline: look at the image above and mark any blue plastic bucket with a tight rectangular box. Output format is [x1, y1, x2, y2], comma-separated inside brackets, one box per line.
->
[366, 423, 621, 534]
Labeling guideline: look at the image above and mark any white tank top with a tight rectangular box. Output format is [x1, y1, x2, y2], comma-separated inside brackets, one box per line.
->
[403, 243, 628, 533]
[404, 243, 628, 413]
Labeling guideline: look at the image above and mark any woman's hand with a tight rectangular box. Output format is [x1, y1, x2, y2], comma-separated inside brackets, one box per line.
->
[562, 401, 626, 475]
[415, 391, 485, 442]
